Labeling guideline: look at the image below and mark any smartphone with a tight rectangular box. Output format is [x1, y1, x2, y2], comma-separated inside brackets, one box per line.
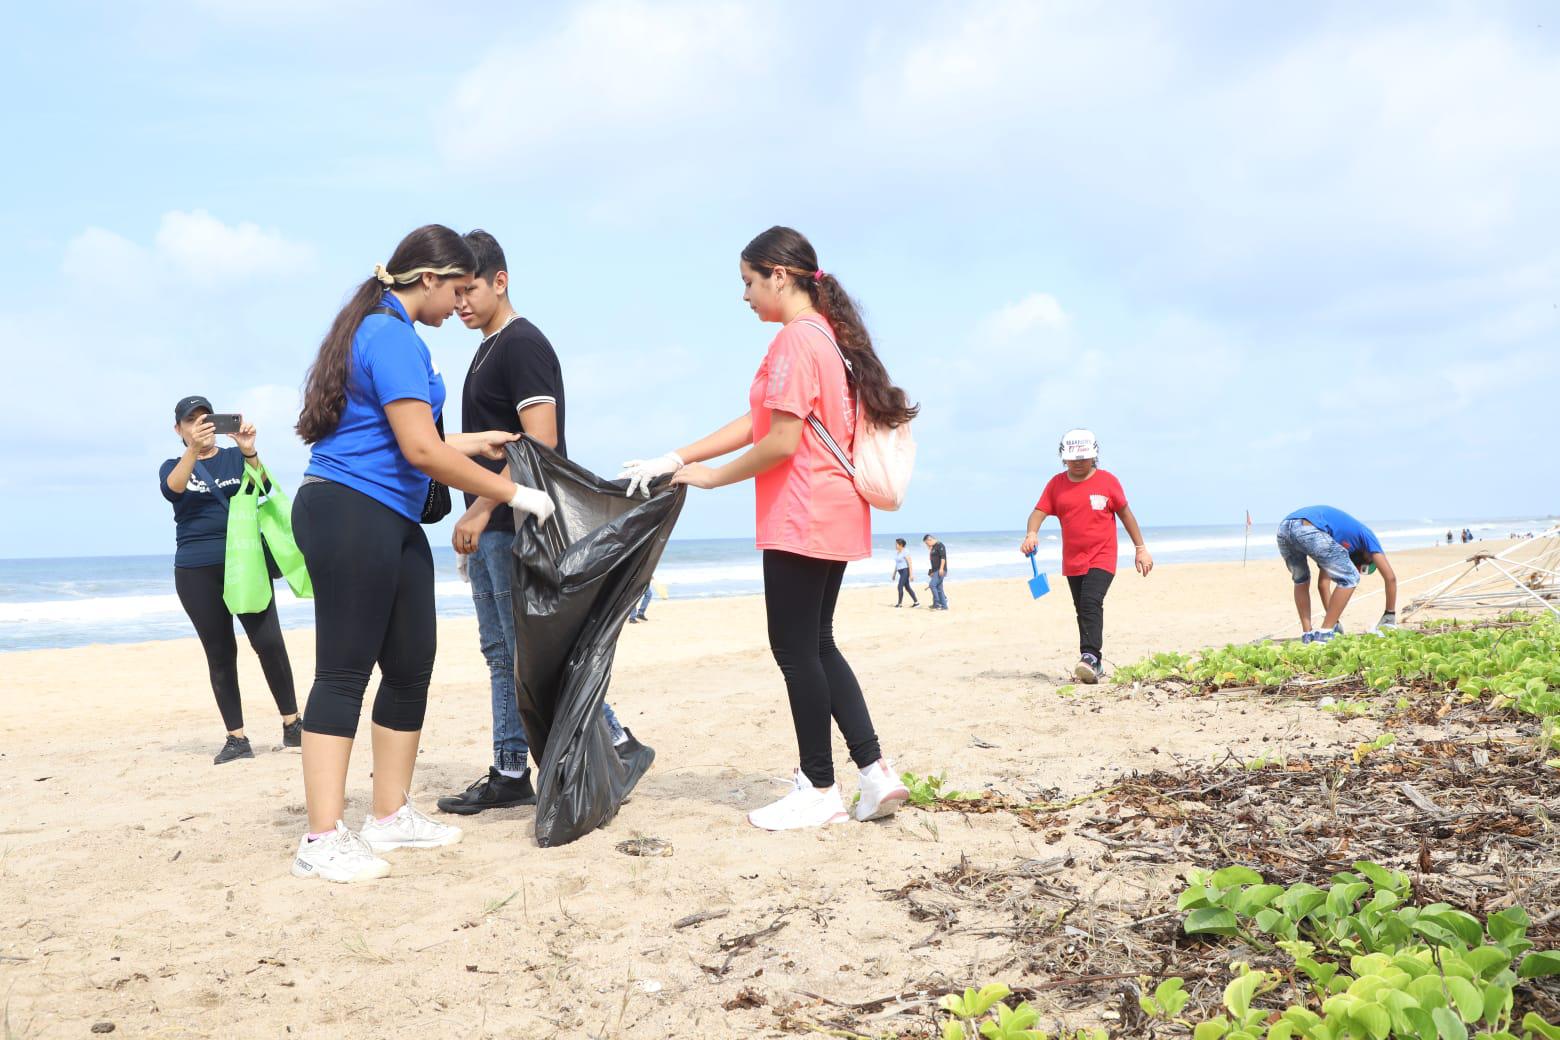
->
[207, 413, 242, 435]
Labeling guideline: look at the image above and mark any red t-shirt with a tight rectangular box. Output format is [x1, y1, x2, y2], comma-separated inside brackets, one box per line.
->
[1036, 468, 1128, 576]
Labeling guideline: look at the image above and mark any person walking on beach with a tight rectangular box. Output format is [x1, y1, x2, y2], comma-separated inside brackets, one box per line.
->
[1276, 505, 1399, 641]
[289, 225, 556, 884]
[923, 534, 949, 609]
[1019, 429, 1153, 684]
[629, 581, 654, 622]
[161, 397, 299, 764]
[619, 225, 913, 831]
[436, 230, 651, 817]
[892, 538, 918, 607]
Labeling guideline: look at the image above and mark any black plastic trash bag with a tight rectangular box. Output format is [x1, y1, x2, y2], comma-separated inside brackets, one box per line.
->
[505, 437, 685, 847]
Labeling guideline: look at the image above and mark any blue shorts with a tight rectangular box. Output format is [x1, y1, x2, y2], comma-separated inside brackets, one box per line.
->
[1276, 519, 1360, 589]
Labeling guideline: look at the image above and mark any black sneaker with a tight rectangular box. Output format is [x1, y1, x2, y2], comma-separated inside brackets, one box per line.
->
[435, 768, 536, 815]
[282, 718, 303, 749]
[616, 728, 656, 799]
[214, 735, 254, 765]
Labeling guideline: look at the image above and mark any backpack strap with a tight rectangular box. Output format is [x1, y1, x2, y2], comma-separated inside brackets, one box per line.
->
[365, 303, 442, 434]
[192, 459, 230, 511]
[791, 319, 856, 478]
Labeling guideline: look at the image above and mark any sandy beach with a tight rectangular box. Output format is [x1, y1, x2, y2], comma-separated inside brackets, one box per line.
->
[0, 541, 1512, 1038]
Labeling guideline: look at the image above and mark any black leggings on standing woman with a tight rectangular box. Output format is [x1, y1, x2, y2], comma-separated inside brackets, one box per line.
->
[763, 550, 882, 788]
[292, 479, 436, 739]
[174, 564, 297, 732]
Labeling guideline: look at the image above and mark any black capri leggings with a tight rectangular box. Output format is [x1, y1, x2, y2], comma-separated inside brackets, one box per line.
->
[174, 564, 297, 732]
[293, 480, 436, 739]
[763, 550, 882, 788]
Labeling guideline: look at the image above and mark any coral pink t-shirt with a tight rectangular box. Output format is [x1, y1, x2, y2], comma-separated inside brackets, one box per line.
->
[750, 314, 871, 562]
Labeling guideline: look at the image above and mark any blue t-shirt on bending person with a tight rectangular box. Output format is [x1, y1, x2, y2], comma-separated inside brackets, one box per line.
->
[305, 294, 446, 522]
[1284, 505, 1384, 559]
[159, 445, 248, 568]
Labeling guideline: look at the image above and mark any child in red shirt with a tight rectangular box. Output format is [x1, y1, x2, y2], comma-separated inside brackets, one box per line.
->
[1019, 429, 1153, 683]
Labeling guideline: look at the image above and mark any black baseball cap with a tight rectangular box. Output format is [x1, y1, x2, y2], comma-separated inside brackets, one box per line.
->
[175, 396, 213, 422]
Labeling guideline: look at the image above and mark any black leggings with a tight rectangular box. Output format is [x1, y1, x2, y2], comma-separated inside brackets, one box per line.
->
[763, 550, 881, 788]
[174, 564, 297, 732]
[1066, 567, 1115, 660]
[895, 567, 917, 605]
[293, 480, 436, 739]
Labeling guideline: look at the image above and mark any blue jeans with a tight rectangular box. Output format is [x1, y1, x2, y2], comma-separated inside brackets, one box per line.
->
[1275, 519, 1360, 589]
[928, 572, 948, 608]
[469, 529, 624, 772]
[634, 586, 652, 619]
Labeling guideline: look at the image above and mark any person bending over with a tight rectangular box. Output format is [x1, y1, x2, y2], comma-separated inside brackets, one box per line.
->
[1275, 505, 1398, 642]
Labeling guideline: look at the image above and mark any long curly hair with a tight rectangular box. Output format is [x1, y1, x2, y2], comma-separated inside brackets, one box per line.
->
[296, 224, 476, 444]
[741, 226, 918, 429]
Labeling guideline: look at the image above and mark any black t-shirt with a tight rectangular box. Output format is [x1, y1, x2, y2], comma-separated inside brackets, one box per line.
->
[928, 541, 947, 575]
[461, 316, 567, 532]
[159, 446, 246, 568]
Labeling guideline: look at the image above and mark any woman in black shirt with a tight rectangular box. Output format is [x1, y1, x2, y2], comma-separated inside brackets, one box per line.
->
[159, 396, 299, 764]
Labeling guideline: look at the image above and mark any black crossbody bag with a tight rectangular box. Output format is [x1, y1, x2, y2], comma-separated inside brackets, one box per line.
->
[367, 305, 451, 525]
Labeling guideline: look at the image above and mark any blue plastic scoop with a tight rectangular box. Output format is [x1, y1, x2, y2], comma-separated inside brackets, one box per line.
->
[1026, 553, 1050, 599]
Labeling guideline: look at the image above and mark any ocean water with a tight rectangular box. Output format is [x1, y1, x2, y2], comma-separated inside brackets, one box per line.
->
[0, 517, 1551, 653]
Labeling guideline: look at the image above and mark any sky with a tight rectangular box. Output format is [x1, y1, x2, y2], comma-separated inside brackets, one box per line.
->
[1, 1, 1556, 559]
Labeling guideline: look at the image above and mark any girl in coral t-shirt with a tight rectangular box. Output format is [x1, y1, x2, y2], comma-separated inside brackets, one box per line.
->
[1019, 429, 1153, 685]
[619, 226, 916, 831]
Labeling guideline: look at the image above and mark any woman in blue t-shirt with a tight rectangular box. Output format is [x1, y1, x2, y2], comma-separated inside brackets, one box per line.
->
[160, 397, 299, 765]
[288, 224, 555, 885]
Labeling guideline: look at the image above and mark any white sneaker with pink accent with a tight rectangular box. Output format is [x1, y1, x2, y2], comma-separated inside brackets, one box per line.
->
[747, 769, 850, 831]
[853, 760, 910, 822]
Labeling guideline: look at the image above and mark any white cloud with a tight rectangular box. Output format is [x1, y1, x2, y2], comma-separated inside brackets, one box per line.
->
[981, 292, 1067, 339]
[63, 210, 314, 292]
[443, 0, 777, 163]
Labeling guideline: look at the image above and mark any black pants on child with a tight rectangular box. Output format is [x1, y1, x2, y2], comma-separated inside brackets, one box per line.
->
[174, 563, 297, 732]
[1066, 567, 1115, 660]
[895, 568, 917, 605]
[764, 550, 882, 788]
[293, 480, 436, 739]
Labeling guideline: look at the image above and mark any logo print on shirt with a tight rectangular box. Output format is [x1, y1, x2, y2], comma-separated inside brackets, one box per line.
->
[768, 355, 791, 398]
[1090, 494, 1108, 511]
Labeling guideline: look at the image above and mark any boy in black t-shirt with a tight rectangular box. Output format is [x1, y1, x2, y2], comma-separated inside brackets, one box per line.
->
[435, 230, 653, 816]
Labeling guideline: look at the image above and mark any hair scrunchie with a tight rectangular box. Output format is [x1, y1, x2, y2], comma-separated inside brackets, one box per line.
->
[373, 263, 396, 287]
[812, 269, 827, 283]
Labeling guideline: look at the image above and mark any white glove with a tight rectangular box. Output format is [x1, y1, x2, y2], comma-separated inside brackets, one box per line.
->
[617, 451, 683, 499]
[509, 484, 556, 526]
[456, 552, 470, 583]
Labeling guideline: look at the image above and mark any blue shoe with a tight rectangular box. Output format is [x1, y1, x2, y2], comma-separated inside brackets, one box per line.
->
[1300, 631, 1315, 645]
[1312, 629, 1337, 644]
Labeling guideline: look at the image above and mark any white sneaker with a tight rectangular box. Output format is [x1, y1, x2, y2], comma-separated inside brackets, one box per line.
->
[747, 769, 850, 831]
[291, 821, 390, 883]
[853, 760, 910, 822]
[361, 798, 463, 851]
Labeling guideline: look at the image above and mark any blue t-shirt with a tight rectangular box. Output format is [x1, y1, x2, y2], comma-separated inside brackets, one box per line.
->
[159, 446, 247, 568]
[1285, 506, 1384, 559]
[305, 294, 446, 522]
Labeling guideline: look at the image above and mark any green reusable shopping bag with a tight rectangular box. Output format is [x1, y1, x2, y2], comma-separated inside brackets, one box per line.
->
[249, 463, 312, 599]
[223, 466, 274, 614]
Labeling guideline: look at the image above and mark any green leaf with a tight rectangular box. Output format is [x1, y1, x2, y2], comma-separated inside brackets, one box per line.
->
[1434, 1007, 1470, 1040]
[1195, 1016, 1232, 1040]
[1403, 1005, 1438, 1040]
[1267, 1022, 1296, 1040]
[1464, 947, 1512, 980]
[1428, 910, 1485, 947]
[1213, 866, 1266, 888]
[1226, 970, 1266, 1019]
[1482, 981, 1512, 1027]
[1445, 977, 1484, 1023]
[1354, 1003, 1392, 1040]
[1520, 1012, 1560, 1040]
[943, 1021, 967, 1040]
[1519, 952, 1560, 979]
[1237, 885, 1288, 915]
[1353, 861, 1403, 891]
[1486, 907, 1530, 945]
[1186, 907, 1241, 936]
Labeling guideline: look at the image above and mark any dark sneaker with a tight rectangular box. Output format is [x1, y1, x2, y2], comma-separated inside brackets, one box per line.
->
[1073, 654, 1102, 685]
[214, 735, 254, 765]
[282, 718, 303, 749]
[616, 728, 656, 799]
[435, 768, 536, 815]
